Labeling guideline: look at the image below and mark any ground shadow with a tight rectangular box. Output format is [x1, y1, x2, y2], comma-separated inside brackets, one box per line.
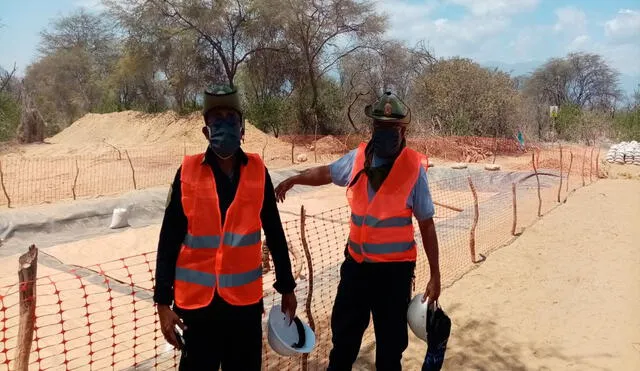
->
[353, 303, 613, 371]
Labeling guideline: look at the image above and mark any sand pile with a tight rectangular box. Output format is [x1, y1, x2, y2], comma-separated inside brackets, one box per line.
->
[315, 135, 348, 154]
[19, 111, 291, 157]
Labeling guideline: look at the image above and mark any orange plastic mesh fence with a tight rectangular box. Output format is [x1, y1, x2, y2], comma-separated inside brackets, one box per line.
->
[0, 140, 600, 209]
[0, 146, 599, 370]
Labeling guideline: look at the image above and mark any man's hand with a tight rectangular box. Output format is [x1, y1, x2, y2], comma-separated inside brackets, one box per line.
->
[281, 292, 297, 325]
[274, 178, 295, 203]
[158, 304, 185, 349]
[422, 275, 441, 305]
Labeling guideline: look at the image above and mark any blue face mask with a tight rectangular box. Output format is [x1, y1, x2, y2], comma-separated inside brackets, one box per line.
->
[371, 127, 403, 159]
[206, 115, 242, 159]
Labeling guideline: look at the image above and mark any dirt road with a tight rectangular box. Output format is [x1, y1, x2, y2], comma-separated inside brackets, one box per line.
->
[353, 180, 640, 370]
[396, 179, 640, 370]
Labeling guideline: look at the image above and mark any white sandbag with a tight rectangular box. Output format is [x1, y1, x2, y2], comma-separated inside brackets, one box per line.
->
[484, 164, 501, 171]
[109, 206, 132, 229]
[451, 163, 468, 170]
[296, 153, 308, 163]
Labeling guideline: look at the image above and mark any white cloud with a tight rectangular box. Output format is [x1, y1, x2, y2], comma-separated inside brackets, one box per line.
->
[375, 1, 436, 25]
[553, 6, 587, 34]
[447, 0, 539, 16]
[375, 0, 511, 58]
[604, 9, 640, 42]
[74, 0, 106, 11]
[373, 0, 638, 80]
[568, 34, 590, 51]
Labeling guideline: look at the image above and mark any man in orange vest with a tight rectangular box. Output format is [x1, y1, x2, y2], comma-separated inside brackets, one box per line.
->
[153, 85, 297, 370]
[275, 92, 441, 370]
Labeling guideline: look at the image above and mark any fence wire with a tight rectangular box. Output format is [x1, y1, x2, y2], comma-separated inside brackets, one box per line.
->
[0, 145, 600, 370]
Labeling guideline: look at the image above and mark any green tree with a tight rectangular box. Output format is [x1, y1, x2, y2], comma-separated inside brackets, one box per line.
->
[415, 58, 519, 136]
[525, 53, 622, 110]
[0, 91, 20, 141]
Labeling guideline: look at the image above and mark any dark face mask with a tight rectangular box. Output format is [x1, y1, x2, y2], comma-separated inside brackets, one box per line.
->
[206, 114, 242, 159]
[371, 126, 403, 159]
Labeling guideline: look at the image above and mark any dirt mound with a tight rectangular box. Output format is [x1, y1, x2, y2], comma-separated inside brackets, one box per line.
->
[21, 111, 289, 156]
[407, 136, 527, 163]
[315, 135, 348, 154]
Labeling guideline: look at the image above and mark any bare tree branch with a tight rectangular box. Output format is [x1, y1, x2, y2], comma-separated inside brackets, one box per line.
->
[0, 63, 16, 94]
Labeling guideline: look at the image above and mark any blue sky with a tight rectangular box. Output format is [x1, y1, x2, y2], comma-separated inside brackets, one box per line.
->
[1, 0, 639, 94]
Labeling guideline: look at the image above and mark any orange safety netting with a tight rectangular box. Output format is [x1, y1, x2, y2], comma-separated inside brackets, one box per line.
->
[1, 145, 600, 370]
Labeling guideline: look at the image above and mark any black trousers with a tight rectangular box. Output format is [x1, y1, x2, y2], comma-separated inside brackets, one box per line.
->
[327, 252, 415, 371]
[176, 294, 263, 371]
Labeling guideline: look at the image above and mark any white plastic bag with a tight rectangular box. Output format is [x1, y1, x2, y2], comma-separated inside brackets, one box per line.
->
[109, 206, 132, 229]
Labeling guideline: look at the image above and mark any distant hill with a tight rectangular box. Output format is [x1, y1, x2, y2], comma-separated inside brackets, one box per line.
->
[482, 61, 639, 97]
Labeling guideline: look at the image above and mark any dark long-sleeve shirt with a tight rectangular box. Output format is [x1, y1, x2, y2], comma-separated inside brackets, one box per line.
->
[153, 147, 296, 306]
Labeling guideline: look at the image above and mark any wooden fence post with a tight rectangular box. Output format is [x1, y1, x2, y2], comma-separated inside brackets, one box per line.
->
[72, 159, 80, 200]
[433, 201, 463, 212]
[511, 183, 518, 236]
[262, 136, 268, 160]
[566, 152, 573, 193]
[468, 177, 479, 263]
[0, 159, 11, 208]
[589, 147, 594, 183]
[15, 244, 38, 371]
[581, 148, 586, 186]
[313, 114, 318, 164]
[300, 205, 315, 371]
[261, 240, 271, 274]
[103, 139, 122, 160]
[532, 152, 542, 217]
[125, 150, 137, 190]
[595, 148, 601, 179]
[557, 144, 563, 203]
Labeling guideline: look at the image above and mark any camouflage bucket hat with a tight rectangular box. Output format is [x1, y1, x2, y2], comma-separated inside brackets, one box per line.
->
[203, 84, 242, 116]
[364, 91, 411, 125]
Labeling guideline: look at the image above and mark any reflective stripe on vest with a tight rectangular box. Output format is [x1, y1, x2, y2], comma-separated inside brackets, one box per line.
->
[182, 230, 262, 249]
[176, 266, 263, 288]
[174, 152, 266, 309]
[346, 142, 425, 263]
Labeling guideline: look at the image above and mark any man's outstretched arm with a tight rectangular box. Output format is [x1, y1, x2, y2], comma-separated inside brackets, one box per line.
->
[274, 166, 332, 202]
[274, 149, 357, 202]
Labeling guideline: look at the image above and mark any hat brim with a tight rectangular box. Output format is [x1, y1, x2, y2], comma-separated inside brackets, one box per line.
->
[202, 90, 242, 116]
[364, 104, 411, 124]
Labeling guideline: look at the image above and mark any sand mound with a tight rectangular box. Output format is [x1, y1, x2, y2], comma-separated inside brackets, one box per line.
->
[315, 135, 347, 154]
[21, 110, 289, 156]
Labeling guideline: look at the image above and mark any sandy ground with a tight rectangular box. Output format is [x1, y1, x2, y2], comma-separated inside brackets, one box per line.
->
[1, 164, 582, 370]
[351, 180, 640, 370]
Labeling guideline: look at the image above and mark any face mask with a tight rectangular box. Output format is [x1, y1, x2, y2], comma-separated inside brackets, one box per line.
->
[207, 123, 242, 159]
[371, 127, 403, 159]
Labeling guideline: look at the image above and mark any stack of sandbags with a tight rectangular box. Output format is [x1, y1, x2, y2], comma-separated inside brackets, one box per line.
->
[633, 141, 640, 166]
[615, 142, 627, 164]
[624, 141, 637, 164]
[608, 141, 640, 165]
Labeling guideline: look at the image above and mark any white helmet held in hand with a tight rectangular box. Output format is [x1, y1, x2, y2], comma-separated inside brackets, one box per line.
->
[267, 305, 316, 356]
[407, 294, 436, 342]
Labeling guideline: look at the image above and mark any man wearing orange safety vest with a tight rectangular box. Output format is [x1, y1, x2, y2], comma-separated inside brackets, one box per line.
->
[275, 92, 441, 371]
[153, 85, 297, 370]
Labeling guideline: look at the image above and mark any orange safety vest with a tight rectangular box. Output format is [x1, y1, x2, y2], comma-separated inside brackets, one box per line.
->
[173, 152, 265, 309]
[346, 142, 428, 263]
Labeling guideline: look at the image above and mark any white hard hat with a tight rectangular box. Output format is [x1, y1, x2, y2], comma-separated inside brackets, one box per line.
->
[407, 294, 436, 342]
[267, 305, 316, 356]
